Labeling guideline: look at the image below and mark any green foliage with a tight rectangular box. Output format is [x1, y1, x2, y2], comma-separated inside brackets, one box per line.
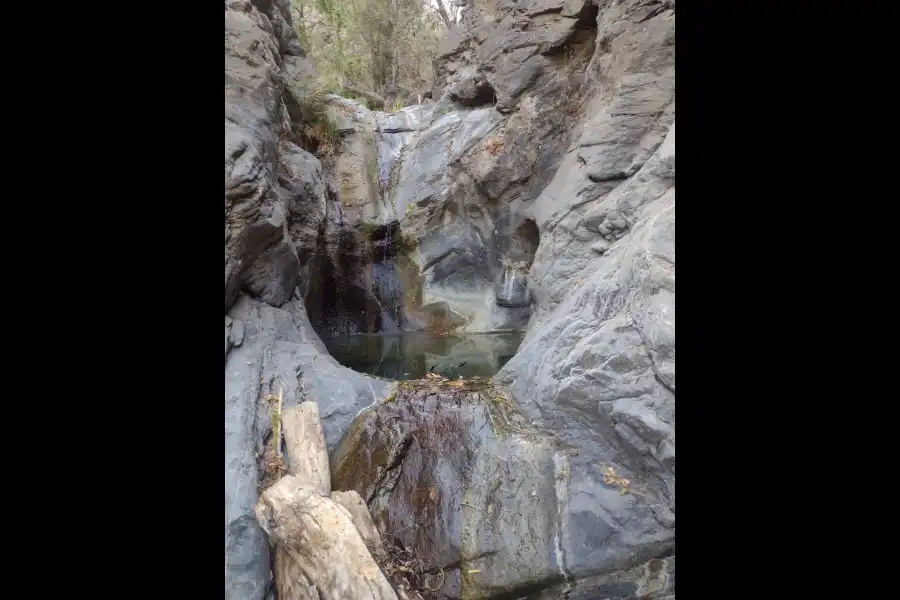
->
[357, 221, 381, 241]
[393, 231, 419, 255]
[291, 0, 447, 98]
[285, 78, 341, 156]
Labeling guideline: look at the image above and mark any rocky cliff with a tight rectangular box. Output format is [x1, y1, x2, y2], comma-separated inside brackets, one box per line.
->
[225, 0, 674, 598]
[225, 2, 396, 598]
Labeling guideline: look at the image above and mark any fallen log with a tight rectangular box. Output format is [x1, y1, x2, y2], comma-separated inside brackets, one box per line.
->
[255, 476, 398, 600]
[331, 490, 387, 561]
[274, 547, 321, 600]
[281, 402, 330, 496]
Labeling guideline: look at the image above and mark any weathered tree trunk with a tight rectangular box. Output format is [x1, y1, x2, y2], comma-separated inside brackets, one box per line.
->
[274, 547, 321, 600]
[331, 490, 387, 561]
[281, 402, 330, 496]
[255, 476, 398, 600]
[434, 0, 454, 28]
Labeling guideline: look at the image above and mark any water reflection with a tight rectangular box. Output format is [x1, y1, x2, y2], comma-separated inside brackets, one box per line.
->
[323, 331, 525, 380]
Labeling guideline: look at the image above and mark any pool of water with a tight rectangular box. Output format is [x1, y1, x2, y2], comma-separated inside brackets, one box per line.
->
[323, 330, 526, 380]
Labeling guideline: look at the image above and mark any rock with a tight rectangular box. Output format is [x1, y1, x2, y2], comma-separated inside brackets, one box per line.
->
[387, 99, 548, 331]
[325, 96, 395, 226]
[447, 68, 497, 106]
[363, 0, 677, 593]
[225, 294, 395, 599]
[225, 0, 322, 313]
[225, 1, 339, 593]
[256, 476, 398, 600]
[342, 83, 387, 110]
[447, 107, 505, 164]
[376, 105, 432, 134]
[333, 375, 674, 597]
[577, 72, 675, 183]
[332, 385, 563, 599]
[496, 115, 676, 588]
[416, 300, 468, 332]
[228, 295, 394, 450]
[494, 265, 529, 308]
[565, 556, 675, 599]
[225, 305, 270, 600]
[281, 402, 331, 496]
[590, 240, 609, 254]
[227, 0, 678, 596]
[390, 110, 461, 217]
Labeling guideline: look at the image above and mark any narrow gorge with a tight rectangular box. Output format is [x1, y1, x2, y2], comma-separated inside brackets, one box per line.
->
[225, 0, 675, 598]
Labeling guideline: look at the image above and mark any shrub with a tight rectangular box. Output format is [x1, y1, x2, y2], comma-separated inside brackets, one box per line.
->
[285, 78, 341, 156]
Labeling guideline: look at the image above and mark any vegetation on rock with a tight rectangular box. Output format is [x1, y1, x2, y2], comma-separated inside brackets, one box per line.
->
[285, 78, 341, 156]
[290, 0, 459, 102]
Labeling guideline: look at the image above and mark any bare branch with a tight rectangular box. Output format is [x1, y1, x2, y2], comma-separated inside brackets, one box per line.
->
[433, 0, 454, 28]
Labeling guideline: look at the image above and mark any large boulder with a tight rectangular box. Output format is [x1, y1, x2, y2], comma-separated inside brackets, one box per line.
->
[332, 379, 674, 598]
[332, 383, 562, 599]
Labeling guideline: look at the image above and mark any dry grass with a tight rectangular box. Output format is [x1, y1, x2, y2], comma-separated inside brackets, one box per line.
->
[259, 446, 288, 493]
[602, 466, 631, 495]
[285, 79, 341, 157]
[379, 537, 443, 600]
[484, 135, 505, 156]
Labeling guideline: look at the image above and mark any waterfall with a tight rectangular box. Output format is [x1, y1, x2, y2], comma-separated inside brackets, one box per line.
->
[364, 107, 426, 334]
[503, 266, 516, 303]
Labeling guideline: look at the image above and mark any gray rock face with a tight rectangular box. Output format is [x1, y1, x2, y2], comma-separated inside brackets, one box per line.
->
[382, 0, 674, 342]
[226, 296, 395, 598]
[495, 2, 675, 589]
[375, 0, 676, 594]
[225, 1, 395, 596]
[332, 385, 564, 599]
[225, 0, 325, 312]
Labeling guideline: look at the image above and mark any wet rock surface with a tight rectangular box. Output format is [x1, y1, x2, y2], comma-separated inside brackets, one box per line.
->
[332, 380, 562, 599]
[331, 376, 673, 598]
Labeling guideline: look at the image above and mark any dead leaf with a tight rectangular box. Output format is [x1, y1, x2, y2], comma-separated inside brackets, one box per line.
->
[602, 466, 630, 491]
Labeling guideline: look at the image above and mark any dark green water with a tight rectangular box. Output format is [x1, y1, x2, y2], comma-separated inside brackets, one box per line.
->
[323, 331, 526, 380]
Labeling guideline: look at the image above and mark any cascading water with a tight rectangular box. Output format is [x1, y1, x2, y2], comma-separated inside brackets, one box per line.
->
[369, 221, 407, 332]
[364, 109, 423, 333]
[306, 103, 427, 340]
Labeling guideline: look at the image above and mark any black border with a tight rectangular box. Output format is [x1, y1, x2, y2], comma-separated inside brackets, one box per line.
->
[34, 0, 840, 596]
[60, 1, 223, 594]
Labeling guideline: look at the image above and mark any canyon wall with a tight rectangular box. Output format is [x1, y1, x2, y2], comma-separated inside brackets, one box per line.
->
[225, 0, 674, 597]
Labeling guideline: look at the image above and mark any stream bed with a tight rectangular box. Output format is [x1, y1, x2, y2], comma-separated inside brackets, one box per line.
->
[323, 330, 525, 380]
